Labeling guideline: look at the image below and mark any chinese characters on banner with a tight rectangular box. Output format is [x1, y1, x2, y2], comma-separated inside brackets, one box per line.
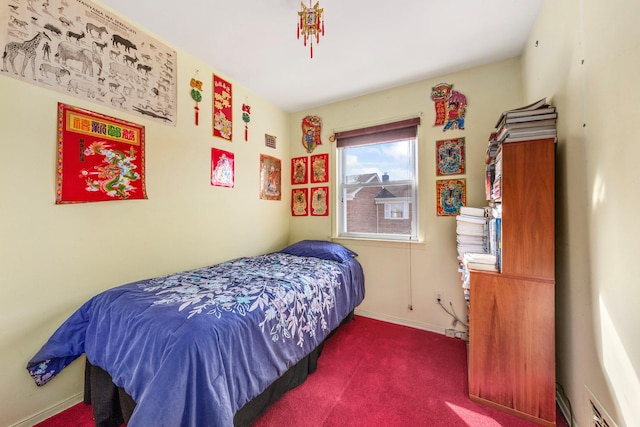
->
[431, 83, 467, 132]
[56, 103, 146, 203]
[213, 75, 232, 140]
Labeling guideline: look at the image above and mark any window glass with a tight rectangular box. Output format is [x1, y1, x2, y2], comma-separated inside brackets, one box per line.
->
[338, 138, 417, 240]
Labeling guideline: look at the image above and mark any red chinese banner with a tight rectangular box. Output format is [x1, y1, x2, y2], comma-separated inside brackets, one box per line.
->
[310, 186, 329, 216]
[213, 74, 233, 141]
[211, 148, 235, 188]
[291, 188, 309, 216]
[310, 153, 329, 183]
[291, 156, 308, 185]
[56, 103, 146, 204]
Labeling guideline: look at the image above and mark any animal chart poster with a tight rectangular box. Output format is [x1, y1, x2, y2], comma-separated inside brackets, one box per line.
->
[56, 102, 146, 203]
[213, 74, 232, 141]
[0, 0, 177, 125]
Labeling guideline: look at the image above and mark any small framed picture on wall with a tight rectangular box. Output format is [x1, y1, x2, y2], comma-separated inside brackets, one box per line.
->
[291, 188, 309, 216]
[291, 156, 308, 185]
[310, 153, 329, 183]
[310, 186, 329, 216]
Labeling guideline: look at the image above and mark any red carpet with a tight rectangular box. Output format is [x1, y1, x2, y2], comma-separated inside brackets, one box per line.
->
[37, 316, 569, 426]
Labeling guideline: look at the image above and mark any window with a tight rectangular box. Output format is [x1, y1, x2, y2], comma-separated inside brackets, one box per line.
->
[336, 118, 420, 241]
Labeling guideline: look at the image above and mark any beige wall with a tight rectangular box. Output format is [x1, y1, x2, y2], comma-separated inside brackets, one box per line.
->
[0, 35, 291, 427]
[289, 58, 524, 332]
[523, 0, 639, 426]
[5, 1, 638, 426]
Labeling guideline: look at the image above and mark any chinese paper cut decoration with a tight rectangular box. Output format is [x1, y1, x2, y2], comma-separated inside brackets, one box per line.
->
[297, 1, 325, 58]
[301, 115, 322, 153]
[291, 156, 308, 185]
[310, 186, 329, 216]
[310, 153, 329, 183]
[291, 188, 309, 216]
[265, 134, 277, 149]
[436, 178, 466, 216]
[56, 103, 146, 204]
[190, 73, 203, 126]
[436, 137, 465, 176]
[242, 102, 251, 141]
[211, 148, 234, 188]
[0, 0, 177, 125]
[431, 83, 467, 131]
[259, 154, 281, 200]
[213, 74, 232, 141]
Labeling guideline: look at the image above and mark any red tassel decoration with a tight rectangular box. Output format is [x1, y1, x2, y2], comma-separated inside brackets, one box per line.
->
[194, 105, 199, 125]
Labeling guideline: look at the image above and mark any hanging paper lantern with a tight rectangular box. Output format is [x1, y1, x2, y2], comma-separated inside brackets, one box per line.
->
[297, 1, 324, 59]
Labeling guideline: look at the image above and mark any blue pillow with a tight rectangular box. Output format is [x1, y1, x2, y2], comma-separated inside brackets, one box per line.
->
[280, 240, 358, 262]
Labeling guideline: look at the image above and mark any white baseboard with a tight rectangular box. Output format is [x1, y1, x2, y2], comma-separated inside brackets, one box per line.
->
[11, 392, 84, 427]
[354, 308, 445, 335]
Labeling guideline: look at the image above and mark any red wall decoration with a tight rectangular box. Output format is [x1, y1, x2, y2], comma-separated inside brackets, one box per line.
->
[213, 74, 233, 141]
[310, 186, 329, 216]
[310, 153, 329, 183]
[291, 156, 308, 185]
[291, 188, 309, 216]
[56, 103, 146, 204]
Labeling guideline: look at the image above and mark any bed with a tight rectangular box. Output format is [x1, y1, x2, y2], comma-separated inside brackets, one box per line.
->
[27, 240, 365, 427]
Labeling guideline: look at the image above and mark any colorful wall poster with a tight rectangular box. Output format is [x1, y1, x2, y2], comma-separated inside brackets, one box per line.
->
[211, 148, 234, 188]
[301, 115, 322, 153]
[310, 186, 329, 216]
[259, 154, 281, 200]
[436, 178, 466, 216]
[291, 188, 308, 216]
[310, 153, 328, 183]
[56, 102, 146, 203]
[291, 156, 308, 185]
[430, 83, 467, 131]
[436, 137, 465, 176]
[213, 74, 232, 140]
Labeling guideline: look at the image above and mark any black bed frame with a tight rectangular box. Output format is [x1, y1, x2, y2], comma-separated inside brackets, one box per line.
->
[84, 311, 354, 427]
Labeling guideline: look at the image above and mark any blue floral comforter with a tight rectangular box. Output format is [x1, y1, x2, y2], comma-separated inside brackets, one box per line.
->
[27, 252, 365, 426]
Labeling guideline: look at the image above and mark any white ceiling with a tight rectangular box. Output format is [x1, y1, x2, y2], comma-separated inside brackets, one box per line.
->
[99, 0, 543, 113]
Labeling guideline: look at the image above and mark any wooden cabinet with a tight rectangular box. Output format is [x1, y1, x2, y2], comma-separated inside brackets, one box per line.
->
[468, 138, 556, 426]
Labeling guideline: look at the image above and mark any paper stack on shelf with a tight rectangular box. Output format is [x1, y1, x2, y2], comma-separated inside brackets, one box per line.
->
[463, 252, 498, 272]
[494, 97, 557, 143]
[456, 206, 488, 259]
[456, 206, 490, 301]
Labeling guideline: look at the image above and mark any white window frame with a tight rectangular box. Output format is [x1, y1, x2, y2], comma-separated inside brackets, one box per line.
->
[337, 136, 419, 242]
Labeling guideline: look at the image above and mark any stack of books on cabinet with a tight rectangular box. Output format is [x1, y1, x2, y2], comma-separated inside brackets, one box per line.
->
[494, 97, 557, 143]
[455, 206, 496, 300]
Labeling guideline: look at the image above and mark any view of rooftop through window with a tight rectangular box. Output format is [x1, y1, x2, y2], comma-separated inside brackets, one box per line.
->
[339, 137, 417, 240]
[343, 139, 413, 181]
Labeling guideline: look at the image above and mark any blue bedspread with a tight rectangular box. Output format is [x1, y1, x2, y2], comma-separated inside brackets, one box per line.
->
[27, 252, 365, 426]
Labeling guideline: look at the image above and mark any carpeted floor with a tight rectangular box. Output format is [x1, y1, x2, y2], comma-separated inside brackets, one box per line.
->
[37, 316, 569, 427]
